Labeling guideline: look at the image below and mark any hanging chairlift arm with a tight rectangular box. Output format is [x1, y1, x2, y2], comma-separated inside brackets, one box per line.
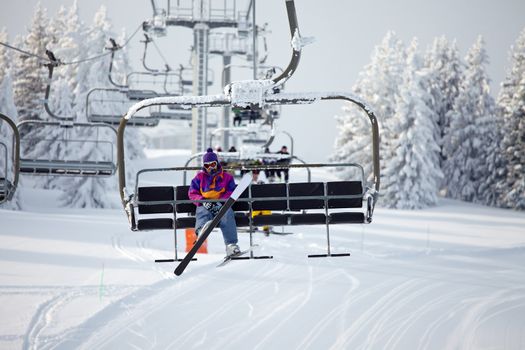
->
[271, 0, 301, 88]
[141, 34, 158, 73]
[0, 113, 20, 203]
[107, 39, 128, 89]
[43, 51, 73, 122]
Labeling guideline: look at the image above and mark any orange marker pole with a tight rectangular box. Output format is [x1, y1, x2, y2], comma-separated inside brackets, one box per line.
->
[185, 228, 207, 254]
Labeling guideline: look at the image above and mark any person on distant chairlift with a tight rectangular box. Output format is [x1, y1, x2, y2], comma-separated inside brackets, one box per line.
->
[226, 145, 240, 176]
[232, 107, 242, 127]
[188, 148, 241, 256]
[263, 147, 276, 182]
[275, 145, 291, 183]
[215, 146, 227, 167]
[249, 108, 261, 124]
[251, 170, 272, 236]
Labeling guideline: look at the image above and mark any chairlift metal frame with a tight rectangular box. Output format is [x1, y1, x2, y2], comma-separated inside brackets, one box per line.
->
[0, 113, 20, 204]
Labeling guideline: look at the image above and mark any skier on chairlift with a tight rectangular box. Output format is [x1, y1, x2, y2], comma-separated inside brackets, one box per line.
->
[188, 148, 241, 256]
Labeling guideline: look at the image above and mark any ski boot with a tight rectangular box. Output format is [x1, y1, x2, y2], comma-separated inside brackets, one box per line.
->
[226, 243, 241, 257]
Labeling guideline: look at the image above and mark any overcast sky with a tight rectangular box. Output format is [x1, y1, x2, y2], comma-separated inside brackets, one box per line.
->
[2, 0, 524, 162]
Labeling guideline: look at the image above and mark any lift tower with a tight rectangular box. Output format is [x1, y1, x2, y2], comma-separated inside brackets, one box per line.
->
[144, 0, 250, 153]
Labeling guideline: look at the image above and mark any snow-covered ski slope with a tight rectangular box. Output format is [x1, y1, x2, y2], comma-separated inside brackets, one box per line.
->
[1, 149, 524, 350]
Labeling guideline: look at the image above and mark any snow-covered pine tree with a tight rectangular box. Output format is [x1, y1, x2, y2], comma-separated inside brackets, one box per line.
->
[0, 29, 23, 210]
[443, 36, 499, 203]
[11, 4, 54, 192]
[0, 28, 7, 83]
[496, 28, 525, 210]
[12, 4, 49, 124]
[55, 5, 119, 208]
[332, 31, 405, 184]
[424, 37, 462, 177]
[58, 5, 143, 208]
[332, 107, 371, 180]
[43, 3, 87, 192]
[381, 38, 442, 209]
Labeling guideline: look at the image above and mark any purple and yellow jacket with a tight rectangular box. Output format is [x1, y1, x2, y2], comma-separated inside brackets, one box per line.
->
[188, 170, 236, 206]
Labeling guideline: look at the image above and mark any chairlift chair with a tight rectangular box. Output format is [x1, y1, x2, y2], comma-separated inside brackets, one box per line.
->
[18, 52, 118, 177]
[209, 120, 275, 153]
[124, 69, 182, 100]
[177, 64, 214, 87]
[107, 38, 163, 101]
[126, 71, 183, 96]
[0, 113, 20, 204]
[86, 87, 161, 127]
[18, 120, 117, 176]
[149, 105, 192, 121]
[117, 0, 380, 261]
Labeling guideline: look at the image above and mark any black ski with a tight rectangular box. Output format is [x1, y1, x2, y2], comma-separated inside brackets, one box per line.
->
[216, 244, 260, 267]
[216, 249, 251, 267]
[174, 174, 252, 276]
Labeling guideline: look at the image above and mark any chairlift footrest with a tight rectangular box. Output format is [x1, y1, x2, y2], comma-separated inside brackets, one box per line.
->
[307, 253, 351, 258]
[154, 258, 197, 263]
[230, 255, 274, 260]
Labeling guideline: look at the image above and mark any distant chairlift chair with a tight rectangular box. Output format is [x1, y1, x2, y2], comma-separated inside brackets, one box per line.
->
[18, 51, 117, 177]
[86, 87, 160, 127]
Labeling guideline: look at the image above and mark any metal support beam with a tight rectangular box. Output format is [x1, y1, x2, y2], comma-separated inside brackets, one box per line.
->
[191, 23, 210, 154]
[221, 55, 232, 150]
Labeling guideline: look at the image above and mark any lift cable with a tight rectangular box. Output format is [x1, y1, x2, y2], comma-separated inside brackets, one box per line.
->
[0, 23, 142, 67]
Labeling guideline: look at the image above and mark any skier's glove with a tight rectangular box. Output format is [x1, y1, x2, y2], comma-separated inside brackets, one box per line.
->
[202, 202, 214, 211]
[203, 202, 222, 215]
[210, 202, 222, 215]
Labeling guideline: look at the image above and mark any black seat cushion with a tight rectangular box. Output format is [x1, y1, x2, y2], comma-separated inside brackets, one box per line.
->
[175, 217, 196, 229]
[290, 214, 326, 225]
[138, 186, 174, 214]
[138, 186, 174, 201]
[253, 214, 289, 226]
[327, 181, 363, 208]
[175, 186, 196, 213]
[235, 213, 250, 227]
[289, 182, 325, 210]
[137, 218, 173, 230]
[251, 183, 287, 210]
[329, 212, 365, 224]
[232, 187, 250, 211]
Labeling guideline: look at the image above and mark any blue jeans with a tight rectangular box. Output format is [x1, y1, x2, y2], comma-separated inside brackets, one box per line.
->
[195, 205, 238, 245]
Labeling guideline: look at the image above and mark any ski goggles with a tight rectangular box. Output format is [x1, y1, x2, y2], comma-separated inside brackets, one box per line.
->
[203, 161, 218, 169]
